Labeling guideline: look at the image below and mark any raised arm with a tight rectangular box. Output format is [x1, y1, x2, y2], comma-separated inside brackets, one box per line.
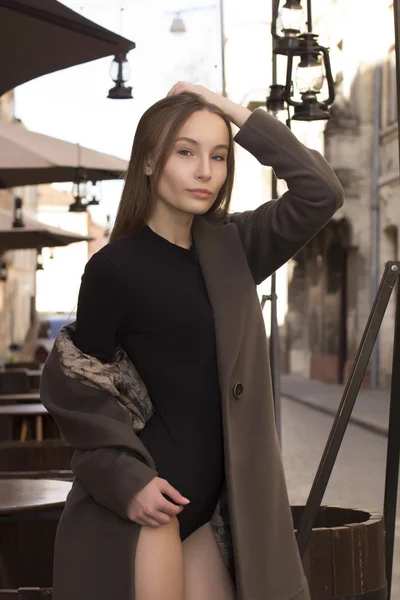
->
[228, 108, 344, 284]
[167, 82, 344, 285]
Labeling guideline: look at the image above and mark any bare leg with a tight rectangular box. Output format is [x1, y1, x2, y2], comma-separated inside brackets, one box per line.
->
[134, 515, 184, 600]
[182, 521, 236, 600]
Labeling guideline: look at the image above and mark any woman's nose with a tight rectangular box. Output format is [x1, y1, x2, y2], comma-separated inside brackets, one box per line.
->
[195, 158, 212, 180]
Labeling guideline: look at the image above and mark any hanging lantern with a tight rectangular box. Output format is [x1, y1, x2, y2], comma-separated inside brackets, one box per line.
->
[0, 260, 7, 282]
[284, 33, 335, 121]
[86, 181, 100, 206]
[272, 0, 305, 55]
[108, 53, 133, 100]
[266, 84, 286, 114]
[170, 13, 186, 35]
[36, 248, 44, 271]
[69, 167, 88, 213]
[13, 197, 24, 228]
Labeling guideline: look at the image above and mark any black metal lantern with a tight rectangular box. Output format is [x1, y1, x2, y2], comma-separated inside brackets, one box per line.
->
[13, 197, 24, 228]
[36, 248, 44, 271]
[0, 260, 7, 282]
[272, 0, 305, 55]
[108, 53, 133, 100]
[266, 84, 286, 114]
[284, 33, 335, 121]
[69, 166, 88, 213]
[86, 181, 100, 207]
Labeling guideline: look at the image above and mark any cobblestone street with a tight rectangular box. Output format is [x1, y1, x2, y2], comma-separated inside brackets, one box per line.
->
[282, 396, 400, 597]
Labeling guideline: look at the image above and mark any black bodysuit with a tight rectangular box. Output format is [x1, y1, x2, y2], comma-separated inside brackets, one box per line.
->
[74, 224, 225, 540]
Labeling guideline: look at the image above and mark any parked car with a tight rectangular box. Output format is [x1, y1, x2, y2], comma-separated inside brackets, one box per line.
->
[35, 312, 76, 364]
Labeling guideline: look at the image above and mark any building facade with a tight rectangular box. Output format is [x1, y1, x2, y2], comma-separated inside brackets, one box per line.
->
[284, 0, 398, 389]
[0, 92, 38, 364]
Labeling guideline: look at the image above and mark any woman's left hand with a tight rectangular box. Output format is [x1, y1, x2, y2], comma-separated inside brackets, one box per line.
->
[166, 81, 251, 128]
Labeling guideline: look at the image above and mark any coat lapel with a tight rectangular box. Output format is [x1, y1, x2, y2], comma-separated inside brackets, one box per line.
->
[192, 215, 249, 396]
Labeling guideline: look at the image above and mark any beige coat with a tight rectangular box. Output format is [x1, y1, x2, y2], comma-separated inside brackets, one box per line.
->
[40, 108, 344, 600]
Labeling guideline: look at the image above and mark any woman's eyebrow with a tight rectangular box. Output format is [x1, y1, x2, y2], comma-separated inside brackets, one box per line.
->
[175, 137, 229, 151]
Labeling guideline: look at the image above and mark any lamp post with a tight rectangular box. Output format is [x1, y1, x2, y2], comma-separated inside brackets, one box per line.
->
[266, 0, 336, 444]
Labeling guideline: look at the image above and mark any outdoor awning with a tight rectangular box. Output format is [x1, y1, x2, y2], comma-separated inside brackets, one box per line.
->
[0, 0, 135, 97]
[0, 208, 92, 251]
[0, 123, 128, 188]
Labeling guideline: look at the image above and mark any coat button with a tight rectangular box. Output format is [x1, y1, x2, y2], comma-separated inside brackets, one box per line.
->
[233, 382, 244, 399]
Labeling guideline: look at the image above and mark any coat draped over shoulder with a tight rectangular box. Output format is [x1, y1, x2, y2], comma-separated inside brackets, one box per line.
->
[40, 107, 344, 600]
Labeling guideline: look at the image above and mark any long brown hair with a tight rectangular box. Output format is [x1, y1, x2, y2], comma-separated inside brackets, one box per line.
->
[109, 92, 235, 243]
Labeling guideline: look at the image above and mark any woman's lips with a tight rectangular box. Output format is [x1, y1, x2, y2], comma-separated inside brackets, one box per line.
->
[187, 189, 213, 199]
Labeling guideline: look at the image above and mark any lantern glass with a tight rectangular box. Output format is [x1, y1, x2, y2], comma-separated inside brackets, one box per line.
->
[278, 1, 304, 36]
[73, 180, 87, 199]
[110, 55, 130, 83]
[295, 58, 324, 94]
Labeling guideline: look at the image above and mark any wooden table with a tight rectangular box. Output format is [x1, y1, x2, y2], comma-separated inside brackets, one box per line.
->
[0, 479, 71, 588]
[0, 405, 47, 416]
[0, 478, 71, 515]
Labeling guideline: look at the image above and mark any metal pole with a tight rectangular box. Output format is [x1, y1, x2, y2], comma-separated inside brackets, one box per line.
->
[370, 63, 383, 389]
[219, 0, 227, 97]
[384, 273, 400, 599]
[306, 0, 312, 32]
[269, 0, 282, 444]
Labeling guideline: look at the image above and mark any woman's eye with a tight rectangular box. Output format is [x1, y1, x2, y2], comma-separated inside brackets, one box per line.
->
[178, 149, 192, 156]
[212, 155, 226, 162]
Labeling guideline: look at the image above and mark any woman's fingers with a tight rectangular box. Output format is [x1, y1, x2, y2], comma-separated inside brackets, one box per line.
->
[158, 498, 184, 516]
[158, 479, 190, 506]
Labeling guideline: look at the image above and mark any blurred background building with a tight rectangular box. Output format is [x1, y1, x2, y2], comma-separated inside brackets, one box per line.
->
[283, 0, 398, 390]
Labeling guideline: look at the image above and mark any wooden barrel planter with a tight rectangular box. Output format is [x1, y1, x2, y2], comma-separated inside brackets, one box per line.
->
[291, 506, 387, 600]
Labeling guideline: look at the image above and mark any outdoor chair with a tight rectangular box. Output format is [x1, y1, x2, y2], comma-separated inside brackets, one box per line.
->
[0, 440, 74, 479]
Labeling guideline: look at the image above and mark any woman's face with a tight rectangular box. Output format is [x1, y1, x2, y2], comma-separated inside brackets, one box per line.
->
[154, 110, 230, 218]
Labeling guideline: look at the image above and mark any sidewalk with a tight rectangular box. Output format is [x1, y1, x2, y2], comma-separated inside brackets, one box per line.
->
[280, 375, 390, 437]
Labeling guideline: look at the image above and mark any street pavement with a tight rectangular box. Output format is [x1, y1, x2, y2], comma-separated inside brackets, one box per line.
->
[281, 374, 390, 436]
[281, 394, 400, 598]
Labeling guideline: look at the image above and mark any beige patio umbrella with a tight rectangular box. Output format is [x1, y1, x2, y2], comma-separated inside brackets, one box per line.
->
[0, 122, 128, 188]
[0, 0, 135, 97]
[0, 207, 92, 251]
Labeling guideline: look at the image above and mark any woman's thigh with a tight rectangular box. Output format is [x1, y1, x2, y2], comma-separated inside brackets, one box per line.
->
[134, 515, 184, 600]
[182, 521, 236, 600]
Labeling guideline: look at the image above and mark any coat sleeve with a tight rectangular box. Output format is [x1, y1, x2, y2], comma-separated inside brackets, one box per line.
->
[229, 108, 345, 285]
[40, 353, 158, 520]
[40, 249, 158, 520]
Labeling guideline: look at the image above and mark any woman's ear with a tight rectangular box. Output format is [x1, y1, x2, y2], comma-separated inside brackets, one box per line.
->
[144, 158, 153, 176]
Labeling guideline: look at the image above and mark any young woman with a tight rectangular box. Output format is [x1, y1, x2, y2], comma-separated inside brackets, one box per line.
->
[40, 82, 344, 600]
